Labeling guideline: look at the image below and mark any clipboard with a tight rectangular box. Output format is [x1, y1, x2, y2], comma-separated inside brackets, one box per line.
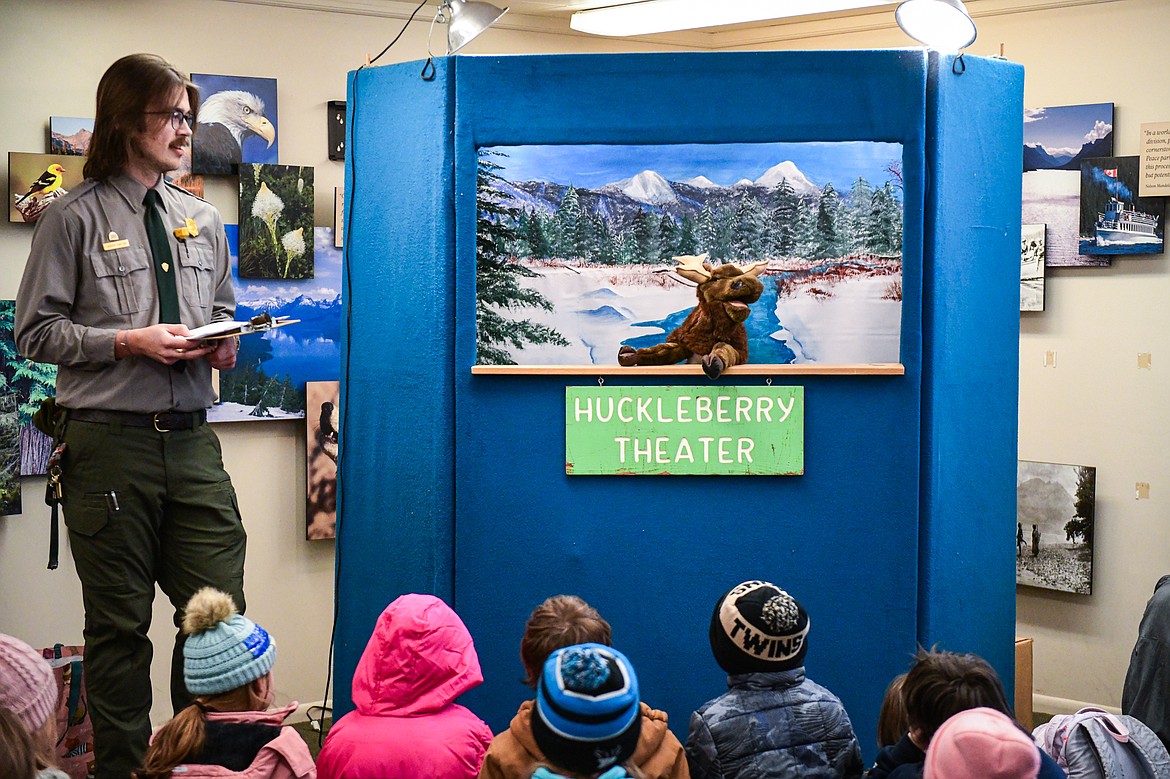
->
[185, 312, 300, 341]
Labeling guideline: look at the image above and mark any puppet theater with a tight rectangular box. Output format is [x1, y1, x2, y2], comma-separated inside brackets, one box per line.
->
[335, 49, 1024, 749]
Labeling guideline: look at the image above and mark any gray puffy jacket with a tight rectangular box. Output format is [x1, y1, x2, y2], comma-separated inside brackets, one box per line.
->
[686, 668, 864, 779]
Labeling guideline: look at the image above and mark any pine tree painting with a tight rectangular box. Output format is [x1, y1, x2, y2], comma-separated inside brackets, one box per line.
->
[0, 394, 18, 515]
[475, 142, 905, 366]
[476, 150, 569, 365]
[0, 300, 57, 477]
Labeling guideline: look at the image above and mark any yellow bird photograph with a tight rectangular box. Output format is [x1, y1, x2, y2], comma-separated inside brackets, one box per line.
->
[9, 152, 86, 223]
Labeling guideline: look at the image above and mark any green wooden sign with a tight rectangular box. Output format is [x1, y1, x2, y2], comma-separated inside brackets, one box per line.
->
[566, 385, 804, 476]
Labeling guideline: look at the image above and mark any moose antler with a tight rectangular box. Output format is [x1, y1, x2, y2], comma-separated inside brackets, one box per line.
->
[672, 253, 712, 284]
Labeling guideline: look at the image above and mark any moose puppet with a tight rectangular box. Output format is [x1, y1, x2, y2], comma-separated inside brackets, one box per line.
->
[618, 253, 766, 379]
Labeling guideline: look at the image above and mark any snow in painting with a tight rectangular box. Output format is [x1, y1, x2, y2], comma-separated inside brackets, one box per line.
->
[475, 142, 904, 366]
[209, 226, 342, 422]
[1023, 103, 1113, 267]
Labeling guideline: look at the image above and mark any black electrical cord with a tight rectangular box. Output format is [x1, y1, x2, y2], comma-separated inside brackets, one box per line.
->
[318, 57, 364, 751]
[323, 1, 441, 740]
[368, 0, 430, 67]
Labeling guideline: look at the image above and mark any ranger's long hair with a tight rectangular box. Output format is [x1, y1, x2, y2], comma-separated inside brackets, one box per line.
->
[84, 53, 199, 181]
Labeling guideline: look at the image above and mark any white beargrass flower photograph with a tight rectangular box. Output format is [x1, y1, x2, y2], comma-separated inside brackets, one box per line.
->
[239, 163, 314, 279]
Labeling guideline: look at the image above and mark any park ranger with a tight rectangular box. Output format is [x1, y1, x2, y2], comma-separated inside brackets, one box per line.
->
[15, 53, 247, 779]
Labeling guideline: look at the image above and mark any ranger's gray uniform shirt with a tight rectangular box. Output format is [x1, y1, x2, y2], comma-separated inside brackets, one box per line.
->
[15, 174, 234, 412]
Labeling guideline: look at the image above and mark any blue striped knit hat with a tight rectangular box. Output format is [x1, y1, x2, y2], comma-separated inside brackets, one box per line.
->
[533, 643, 641, 776]
[182, 588, 276, 696]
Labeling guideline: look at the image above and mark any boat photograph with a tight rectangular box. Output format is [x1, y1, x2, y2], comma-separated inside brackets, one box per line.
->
[1079, 155, 1165, 255]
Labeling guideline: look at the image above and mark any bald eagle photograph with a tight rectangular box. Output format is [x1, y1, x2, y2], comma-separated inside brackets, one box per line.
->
[191, 73, 278, 175]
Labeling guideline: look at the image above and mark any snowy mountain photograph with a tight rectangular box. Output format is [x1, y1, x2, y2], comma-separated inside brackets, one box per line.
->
[1023, 103, 1114, 267]
[476, 142, 905, 366]
[209, 225, 342, 422]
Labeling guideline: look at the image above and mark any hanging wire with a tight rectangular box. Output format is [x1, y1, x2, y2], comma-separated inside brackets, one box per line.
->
[952, 53, 967, 75]
[421, 3, 449, 80]
[366, 0, 430, 69]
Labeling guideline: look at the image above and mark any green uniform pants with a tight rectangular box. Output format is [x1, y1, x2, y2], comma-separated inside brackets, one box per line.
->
[60, 418, 247, 779]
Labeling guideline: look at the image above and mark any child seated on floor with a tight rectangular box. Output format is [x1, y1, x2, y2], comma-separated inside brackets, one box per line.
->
[924, 708, 1041, 779]
[530, 643, 644, 779]
[0, 633, 67, 779]
[478, 595, 687, 779]
[685, 579, 863, 779]
[865, 648, 1064, 779]
[315, 593, 493, 779]
[877, 674, 909, 750]
[137, 588, 315, 779]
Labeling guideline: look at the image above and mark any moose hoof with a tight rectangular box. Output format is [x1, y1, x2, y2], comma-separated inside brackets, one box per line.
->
[702, 354, 725, 380]
[617, 346, 638, 367]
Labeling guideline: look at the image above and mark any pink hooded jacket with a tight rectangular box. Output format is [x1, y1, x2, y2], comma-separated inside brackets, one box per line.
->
[315, 594, 493, 779]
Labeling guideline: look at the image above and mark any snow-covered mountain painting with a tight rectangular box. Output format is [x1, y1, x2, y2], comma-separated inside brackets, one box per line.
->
[476, 142, 905, 366]
[209, 226, 342, 422]
[1023, 103, 1114, 267]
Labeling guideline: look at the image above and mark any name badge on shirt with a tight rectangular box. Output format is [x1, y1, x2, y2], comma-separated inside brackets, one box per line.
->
[102, 231, 130, 251]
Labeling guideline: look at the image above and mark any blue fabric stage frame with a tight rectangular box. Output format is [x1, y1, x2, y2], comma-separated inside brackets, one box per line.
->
[338, 51, 1023, 755]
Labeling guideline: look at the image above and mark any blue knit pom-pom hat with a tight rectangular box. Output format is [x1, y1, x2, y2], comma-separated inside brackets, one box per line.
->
[532, 643, 641, 776]
[182, 588, 276, 696]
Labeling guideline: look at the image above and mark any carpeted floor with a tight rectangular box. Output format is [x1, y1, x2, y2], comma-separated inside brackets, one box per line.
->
[290, 717, 332, 761]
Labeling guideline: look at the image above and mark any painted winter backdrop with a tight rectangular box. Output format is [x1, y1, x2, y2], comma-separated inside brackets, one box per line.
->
[476, 142, 904, 366]
[1017, 460, 1095, 595]
[210, 226, 341, 422]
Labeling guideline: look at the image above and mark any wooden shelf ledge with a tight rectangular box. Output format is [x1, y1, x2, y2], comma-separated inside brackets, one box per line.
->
[471, 363, 905, 376]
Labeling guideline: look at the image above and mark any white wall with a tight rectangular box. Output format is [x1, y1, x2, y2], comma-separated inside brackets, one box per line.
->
[747, 0, 1170, 712]
[0, 0, 683, 726]
[3, 0, 1163, 727]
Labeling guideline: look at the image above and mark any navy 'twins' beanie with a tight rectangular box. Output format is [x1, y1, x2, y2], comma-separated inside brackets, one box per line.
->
[709, 580, 810, 674]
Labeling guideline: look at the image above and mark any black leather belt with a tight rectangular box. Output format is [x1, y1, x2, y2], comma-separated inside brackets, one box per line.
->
[68, 408, 207, 432]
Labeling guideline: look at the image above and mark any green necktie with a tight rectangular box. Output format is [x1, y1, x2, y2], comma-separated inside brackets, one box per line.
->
[143, 189, 181, 324]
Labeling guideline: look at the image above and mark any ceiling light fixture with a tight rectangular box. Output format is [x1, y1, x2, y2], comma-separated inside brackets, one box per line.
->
[895, 0, 977, 53]
[570, 0, 891, 37]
